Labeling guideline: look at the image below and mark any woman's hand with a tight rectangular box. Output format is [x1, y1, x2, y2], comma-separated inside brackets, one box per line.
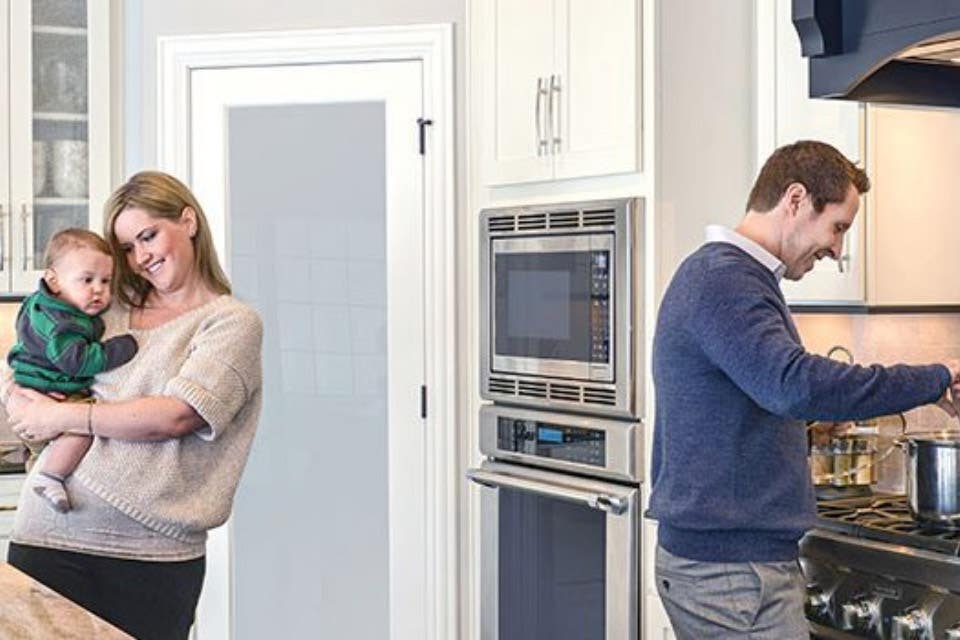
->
[8, 387, 67, 443]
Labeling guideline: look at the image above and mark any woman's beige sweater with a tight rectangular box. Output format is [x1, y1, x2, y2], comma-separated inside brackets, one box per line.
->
[9, 295, 263, 560]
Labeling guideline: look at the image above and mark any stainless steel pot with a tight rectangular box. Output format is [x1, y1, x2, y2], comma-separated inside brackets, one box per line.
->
[902, 435, 960, 525]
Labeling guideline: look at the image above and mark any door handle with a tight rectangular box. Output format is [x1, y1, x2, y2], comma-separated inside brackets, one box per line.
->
[466, 468, 629, 515]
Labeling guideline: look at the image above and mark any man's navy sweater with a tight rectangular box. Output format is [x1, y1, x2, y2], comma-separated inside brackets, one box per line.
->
[647, 242, 949, 562]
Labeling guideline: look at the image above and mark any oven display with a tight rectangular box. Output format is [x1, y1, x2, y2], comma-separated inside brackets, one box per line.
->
[497, 418, 605, 466]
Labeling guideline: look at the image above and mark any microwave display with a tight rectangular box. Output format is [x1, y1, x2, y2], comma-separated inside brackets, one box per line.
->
[493, 245, 612, 367]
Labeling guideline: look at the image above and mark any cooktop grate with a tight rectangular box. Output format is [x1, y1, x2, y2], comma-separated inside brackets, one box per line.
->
[816, 495, 960, 555]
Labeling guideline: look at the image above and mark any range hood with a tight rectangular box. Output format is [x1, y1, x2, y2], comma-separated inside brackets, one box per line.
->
[794, 0, 960, 108]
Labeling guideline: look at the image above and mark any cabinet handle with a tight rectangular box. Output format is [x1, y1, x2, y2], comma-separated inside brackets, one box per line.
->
[550, 74, 562, 153]
[535, 77, 549, 156]
[0, 204, 5, 271]
[837, 235, 847, 273]
[20, 204, 31, 271]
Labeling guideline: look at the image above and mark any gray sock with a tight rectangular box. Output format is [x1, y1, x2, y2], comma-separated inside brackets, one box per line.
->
[33, 471, 70, 513]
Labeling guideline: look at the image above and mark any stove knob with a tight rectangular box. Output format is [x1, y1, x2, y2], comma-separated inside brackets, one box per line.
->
[840, 598, 880, 633]
[890, 609, 931, 640]
[804, 585, 831, 621]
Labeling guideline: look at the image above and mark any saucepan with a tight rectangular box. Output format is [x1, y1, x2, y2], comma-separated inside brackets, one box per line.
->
[807, 413, 905, 489]
[897, 434, 960, 525]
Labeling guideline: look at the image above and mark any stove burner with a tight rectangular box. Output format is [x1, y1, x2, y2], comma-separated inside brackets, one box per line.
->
[816, 495, 960, 555]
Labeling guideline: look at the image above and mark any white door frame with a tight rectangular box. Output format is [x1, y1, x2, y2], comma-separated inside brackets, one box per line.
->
[157, 24, 456, 640]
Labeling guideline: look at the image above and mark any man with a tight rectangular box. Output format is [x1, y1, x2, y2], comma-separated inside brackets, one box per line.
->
[647, 140, 960, 639]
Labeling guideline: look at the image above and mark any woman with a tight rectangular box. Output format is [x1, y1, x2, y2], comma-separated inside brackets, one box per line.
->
[3, 171, 263, 640]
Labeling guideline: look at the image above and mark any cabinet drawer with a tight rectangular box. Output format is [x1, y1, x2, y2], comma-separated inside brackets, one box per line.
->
[0, 474, 25, 508]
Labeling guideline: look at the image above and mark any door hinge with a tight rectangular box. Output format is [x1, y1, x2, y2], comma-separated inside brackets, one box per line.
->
[417, 118, 433, 155]
[420, 385, 428, 419]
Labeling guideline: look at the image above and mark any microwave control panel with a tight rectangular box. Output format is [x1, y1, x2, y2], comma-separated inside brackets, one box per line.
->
[497, 417, 605, 467]
[590, 250, 611, 364]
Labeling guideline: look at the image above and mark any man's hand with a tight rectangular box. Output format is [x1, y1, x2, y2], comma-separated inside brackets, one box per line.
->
[935, 359, 960, 418]
[808, 421, 853, 446]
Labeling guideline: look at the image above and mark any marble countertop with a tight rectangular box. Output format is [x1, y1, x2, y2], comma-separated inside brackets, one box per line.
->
[0, 563, 132, 639]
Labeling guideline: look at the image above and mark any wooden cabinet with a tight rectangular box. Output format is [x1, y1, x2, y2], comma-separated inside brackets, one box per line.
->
[0, 474, 24, 560]
[755, 0, 866, 305]
[0, 0, 112, 294]
[476, 0, 639, 186]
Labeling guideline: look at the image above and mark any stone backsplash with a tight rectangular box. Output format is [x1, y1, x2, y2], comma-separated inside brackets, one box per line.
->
[794, 312, 960, 492]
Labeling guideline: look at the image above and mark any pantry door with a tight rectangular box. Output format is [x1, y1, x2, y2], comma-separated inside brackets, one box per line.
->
[189, 60, 426, 640]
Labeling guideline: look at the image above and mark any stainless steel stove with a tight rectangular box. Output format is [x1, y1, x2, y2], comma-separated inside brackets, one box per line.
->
[802, 495, 960, 639]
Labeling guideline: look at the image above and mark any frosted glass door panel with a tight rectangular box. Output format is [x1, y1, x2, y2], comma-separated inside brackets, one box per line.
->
[230, 103, 388, 639]
[189, 59, 425, 639]
[30, 0, 90, 268]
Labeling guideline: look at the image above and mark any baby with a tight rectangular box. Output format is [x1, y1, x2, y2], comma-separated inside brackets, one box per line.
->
[7, 228, 137, 512]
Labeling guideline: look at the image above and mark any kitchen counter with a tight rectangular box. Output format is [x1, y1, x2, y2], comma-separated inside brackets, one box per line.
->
[0, 562, 132, 639]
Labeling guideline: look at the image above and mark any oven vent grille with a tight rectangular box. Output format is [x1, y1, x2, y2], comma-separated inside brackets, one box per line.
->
[488, 376, 517, 394]
[546, 211, 580, 228]
[583, 387, 617, 406]
[549, 383, 581, 402]
[486, 207, 619, 233]
[518, 380, 548, 398]
[582, 208, 616, 227]
[517, 214, 547, 230]
[486, 375, 621, 410]
[488, 215, 516, 232]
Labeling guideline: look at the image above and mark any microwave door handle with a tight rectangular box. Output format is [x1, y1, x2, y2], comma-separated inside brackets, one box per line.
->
[466, 468, 629, 515]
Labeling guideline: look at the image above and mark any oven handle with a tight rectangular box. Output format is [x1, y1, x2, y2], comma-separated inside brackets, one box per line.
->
[466, 468, 629, 515]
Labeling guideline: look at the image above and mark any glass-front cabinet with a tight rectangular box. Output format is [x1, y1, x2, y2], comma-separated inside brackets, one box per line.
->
[1, 0, 111, 293]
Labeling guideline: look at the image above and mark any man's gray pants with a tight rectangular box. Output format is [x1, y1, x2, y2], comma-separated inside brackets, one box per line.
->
[655, 545, 810, 639]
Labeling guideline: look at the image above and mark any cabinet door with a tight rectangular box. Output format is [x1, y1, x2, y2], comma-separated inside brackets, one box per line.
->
[868, 105, 960, 305]
[553, 0, 638, 180]
[7, 0, 110, 293]
[0, 0, 11, 290]
[479, 0, 555, 185]
[757, 0, 865, 305]
[0, 475, 24, 562]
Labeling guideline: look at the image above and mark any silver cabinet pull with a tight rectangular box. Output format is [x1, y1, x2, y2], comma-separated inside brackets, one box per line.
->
[466, 468, 629, 515]
[0, 204, 6, 271]
[20, 203, 30, 271]
[837, 235, 848, 273]
[535, 77, 548, 156]
[550, 74, 562, 153]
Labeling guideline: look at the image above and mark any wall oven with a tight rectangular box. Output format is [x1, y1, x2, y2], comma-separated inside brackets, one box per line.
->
[480, 198, 643, 418]
[467, 404, 642, 640]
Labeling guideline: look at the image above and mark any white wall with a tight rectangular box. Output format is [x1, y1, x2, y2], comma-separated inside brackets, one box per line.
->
[654, 0, 756, 294]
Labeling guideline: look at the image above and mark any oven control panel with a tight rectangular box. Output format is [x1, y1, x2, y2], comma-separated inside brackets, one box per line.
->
[497, 417, 605, 467]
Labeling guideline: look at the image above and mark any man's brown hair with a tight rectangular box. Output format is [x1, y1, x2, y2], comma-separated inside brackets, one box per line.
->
[746, 140, 870, 213]
[44, 228, 112, 269]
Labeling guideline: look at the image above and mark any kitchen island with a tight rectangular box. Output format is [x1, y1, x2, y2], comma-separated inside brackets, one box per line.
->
[0, 562, 132, 638]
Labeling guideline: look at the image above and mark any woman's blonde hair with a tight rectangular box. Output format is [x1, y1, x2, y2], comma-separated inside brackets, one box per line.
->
[103, 171, 231, 307]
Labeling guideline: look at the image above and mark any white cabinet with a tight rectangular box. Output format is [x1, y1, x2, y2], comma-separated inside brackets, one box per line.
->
[0, 0, 112, 294]
[0, 474, 24, 560]
[755, 0, 866, 305]
[477, 0, 639, 186]
[866, 105, 960, 306]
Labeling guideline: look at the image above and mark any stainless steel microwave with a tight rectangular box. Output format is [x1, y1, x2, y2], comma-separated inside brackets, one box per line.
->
[480, 198, 643, 418]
